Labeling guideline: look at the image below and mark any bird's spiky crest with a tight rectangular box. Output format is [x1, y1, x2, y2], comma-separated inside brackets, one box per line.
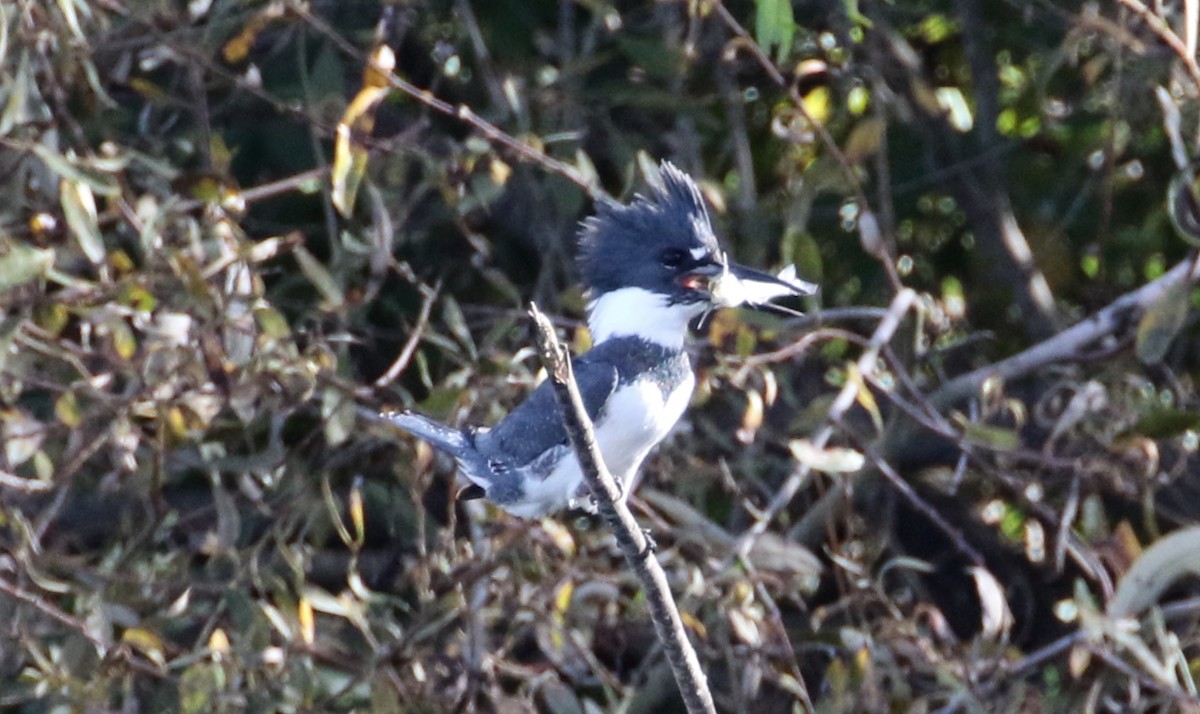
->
[577, 161, 718, 296]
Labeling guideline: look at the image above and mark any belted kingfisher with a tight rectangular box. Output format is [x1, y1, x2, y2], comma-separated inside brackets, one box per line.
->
[378, 162, 816, 518]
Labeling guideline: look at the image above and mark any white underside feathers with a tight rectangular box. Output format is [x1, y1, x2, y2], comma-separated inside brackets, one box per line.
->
[504, 371, 695, 518]
[586, 287, 703, 349]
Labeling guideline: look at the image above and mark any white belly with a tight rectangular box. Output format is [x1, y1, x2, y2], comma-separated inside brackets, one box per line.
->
[594, 374, 694, 478]
[511, 373, 695, 518]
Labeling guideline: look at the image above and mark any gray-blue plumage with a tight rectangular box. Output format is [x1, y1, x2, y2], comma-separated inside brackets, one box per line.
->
[388, 336, 691, 517]
[480, 337, 689, 464]
[378, 161, 815, 518]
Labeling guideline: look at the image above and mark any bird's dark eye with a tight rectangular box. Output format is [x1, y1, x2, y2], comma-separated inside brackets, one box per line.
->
[658, 248, 686, 269]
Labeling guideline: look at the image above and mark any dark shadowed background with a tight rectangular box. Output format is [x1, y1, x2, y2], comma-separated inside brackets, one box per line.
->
[2, 0, 1199, 711]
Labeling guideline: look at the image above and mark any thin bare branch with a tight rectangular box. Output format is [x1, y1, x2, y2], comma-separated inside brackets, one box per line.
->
[1118, 0, 1200, 94]
[289, 0, 606, 201]
[735, 288, 918, 557]
[374, 280, 442, 387]
[527, 303, 717, 714]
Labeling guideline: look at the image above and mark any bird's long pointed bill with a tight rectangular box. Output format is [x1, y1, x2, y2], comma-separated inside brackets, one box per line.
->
[709, 262, 818, 309]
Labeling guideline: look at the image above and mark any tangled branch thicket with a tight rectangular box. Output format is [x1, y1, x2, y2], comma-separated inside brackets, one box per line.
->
[2, 0, 1200, 711]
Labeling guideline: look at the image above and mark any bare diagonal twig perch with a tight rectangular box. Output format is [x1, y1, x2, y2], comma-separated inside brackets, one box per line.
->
[527, 304, 717, 714]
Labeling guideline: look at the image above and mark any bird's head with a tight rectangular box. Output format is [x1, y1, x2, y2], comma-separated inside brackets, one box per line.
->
[578, 162, 816, 346]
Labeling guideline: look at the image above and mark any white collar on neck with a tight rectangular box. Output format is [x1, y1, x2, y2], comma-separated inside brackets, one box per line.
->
[586, 287, 701, 349]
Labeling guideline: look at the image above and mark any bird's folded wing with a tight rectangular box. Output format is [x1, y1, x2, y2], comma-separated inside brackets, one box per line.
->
[474, 357, 619, 470]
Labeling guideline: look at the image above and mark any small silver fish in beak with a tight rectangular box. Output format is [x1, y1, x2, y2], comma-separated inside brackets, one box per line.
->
[705, 257, 818, 309]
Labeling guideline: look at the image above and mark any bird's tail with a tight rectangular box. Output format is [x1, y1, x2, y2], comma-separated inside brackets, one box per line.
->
[361, 408, 495, 499]
[370, 409, 473, 456]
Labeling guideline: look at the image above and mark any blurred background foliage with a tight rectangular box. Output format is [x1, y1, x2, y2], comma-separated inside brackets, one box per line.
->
[2, 0, 1200, 711]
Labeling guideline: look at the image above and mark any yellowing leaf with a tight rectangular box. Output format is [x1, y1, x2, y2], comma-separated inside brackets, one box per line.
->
[489, 158, 511, 187]
[788, 439, 865, 474]
[222, 1, 286, 63]
[109, 318, 137, 360]
[55, 391, 82, 428]
[331, 45, 395, 216]
[539, 517, 576, 556]
[298, 597, 315, 646]
[802, 86, 832, 125]
[843, 117, 887, 165]
[553, 581, 574, 615]
[208, 627, 230, 655]
[909, 78, 942, 118]
[122, 627, 167, 666]
[127, 77, 169, 102]
[571, 323, 592, 353]
[846, 362, 882, 433]
[680, 610, 708, 638]
[35, 303, 68, 336]
[331, 123, 370, 217]
[119, 283, 158, 312]
[165, 406, 188, 440]
[61, 178, 104, 264]
[736, 389, 764, 444]
[363, 44, 396, 90]
[349, 476, 365, 547]
[853, 645, 871, 675]
[735, 324, 757, 357]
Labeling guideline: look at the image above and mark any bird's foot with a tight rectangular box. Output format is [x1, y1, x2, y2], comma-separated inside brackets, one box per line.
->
[640, 528, 657, 557]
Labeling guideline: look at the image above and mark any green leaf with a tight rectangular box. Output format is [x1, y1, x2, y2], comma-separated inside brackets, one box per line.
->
[179, 662, 222, 714]
[33, 144, 120, 196]
[293, 246, 345, 310]
[755, 0, 795, 63]
[1126, 408, 1200, 439]
[955, 415, 1020, 450]
[1168, 163, 1200, 247]
[0, 245, 54, 291]
[321, 387, 355, 447]
[0, 51, 34, 138]
[441, 295, 477, 361]
[118, 282, 158, 312]
[253, 306, 292, 340]
[1136, 276, 1190, 364]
